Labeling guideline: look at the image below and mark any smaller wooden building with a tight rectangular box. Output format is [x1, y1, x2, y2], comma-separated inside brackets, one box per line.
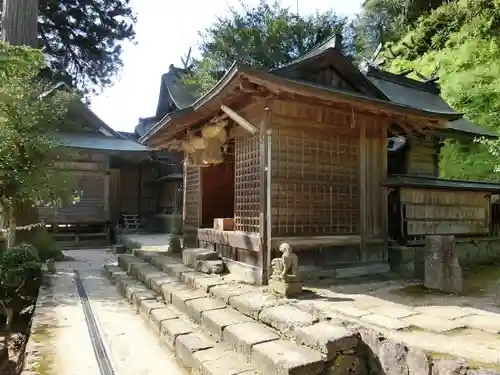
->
[140, 35, 499, 284]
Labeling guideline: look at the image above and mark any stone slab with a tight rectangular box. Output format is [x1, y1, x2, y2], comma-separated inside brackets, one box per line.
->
[149, 308, 178, 335]
[404, 314, 466, 333]
[209, 284, 253, 303]
[171, 288, 207, 314]
[223, 321, 280, 357]
[181, 271, 210, 287]
[125, 284, 149, 303]
[453, 314, 500, 334]
[182, 248, 219, 268]
[361, 314, 411, 331]
[142, 270, 169, 288]
[140, 299, 166, 319]
[193, 347, 256, 375]
[131, 291, 156, 312]
[370, 304, 418, 319]
[161, 318, 194, 350]
[259, 305, 318, 334]
[415, 306, 473, 320]
[251, 339, 325, 375]
[129, 262, 150, 278]
[294, 322, 359, 361]
[150, 275, 178, 293]
[164, 262, 192, 278]
[175, 333, 214, 369]
[160, 281, 190, 303]
[136, 265, 158, 281]
[201, 307, 253, 340]
[229, 292, 283, 319]
[328, 303, 371, 319]
[185, 297, 226, 324]
[193, 275, 228, 292]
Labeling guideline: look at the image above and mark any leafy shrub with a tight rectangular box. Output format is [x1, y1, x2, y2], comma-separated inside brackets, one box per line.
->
[16, 228, 64, 261]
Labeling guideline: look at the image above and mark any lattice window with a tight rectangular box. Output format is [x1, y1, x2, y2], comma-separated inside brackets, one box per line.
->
[271, 127, 359, 236]
[184, 165, 200, 228]
[235, 134, 260, 232]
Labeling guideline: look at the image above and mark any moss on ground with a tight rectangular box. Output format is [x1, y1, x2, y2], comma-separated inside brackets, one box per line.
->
[31, 324, 55, 375]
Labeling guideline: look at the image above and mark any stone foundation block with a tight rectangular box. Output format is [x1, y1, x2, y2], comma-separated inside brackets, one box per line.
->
[185, 297, 226, 324]
[251, 339, 325, 375]
[149, 275, 178, 293]
[223, 321, 279, 358]
[149, 308, 178, 335]
[182, 248, 220, 268]
[229, 292, 283, 319]
[259, 305, 318, 335]
[175, 333, 214, 370]
[201, 307, 253, 340]
[294, 322, 359, 361]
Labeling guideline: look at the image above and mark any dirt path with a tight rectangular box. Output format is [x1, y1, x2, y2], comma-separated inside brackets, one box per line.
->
[24, 248, 189, 375]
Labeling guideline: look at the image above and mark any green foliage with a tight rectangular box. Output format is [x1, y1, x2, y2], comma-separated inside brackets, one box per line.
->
[0, 0, 136, 95]
[185, 0, 350, 92]
[0, 243, 42, 302]
[0, 41, 75, 214]
[16, 228, 63, 261]
[383, 0, 500, 180]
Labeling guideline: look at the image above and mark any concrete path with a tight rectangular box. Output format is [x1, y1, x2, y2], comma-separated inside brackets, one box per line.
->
[23, 248, 189, 375]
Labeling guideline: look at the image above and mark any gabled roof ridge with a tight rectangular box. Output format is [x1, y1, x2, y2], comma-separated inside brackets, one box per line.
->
[365, 66, 440, 95]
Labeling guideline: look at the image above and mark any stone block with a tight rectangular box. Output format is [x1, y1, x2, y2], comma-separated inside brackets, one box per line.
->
[170, 288, 207, 314]
[403, 314, 465, 333]
[142, 270, 169, 289]
[361, 314, 410, 331]
[131, 291, 156, 313]
[328, 303, 370, 319]
[181, 271, 209, 286]
[175, 333, 214, 369]
[294, 322, 359, 361]
[129, 262, 149, 278]
[185, 297, 226, 324]
[149, 308, 178, 335]
[149, 275, 178, 293]
[196, 259, 225, 274]
[210, 284, 252, 303]
[269, 279, 302, 297]
[424, 235, 463, 293]
[193, 347, 256, 375]
[229, 292, 283, 319]
[140, 299, 165, 319]
[223, 321, 279, 358]
[378, 340, 409, 375]
[164, 262, 191, 278]
[251, 339, 325, 375]
[182, 248, 220, 268]
[113, 244, 126, 254]
[259, 305, 318, 335]
[160, 281, 190, 303]
[125, 284, 149, 303]
[431, 358, 467, 375]
[201, 308, 253, 340]
[137, 266, 159, 283]
[193, 276, 228, 292]
[161, 318, 194, 349]
[406, 347, 431, 375]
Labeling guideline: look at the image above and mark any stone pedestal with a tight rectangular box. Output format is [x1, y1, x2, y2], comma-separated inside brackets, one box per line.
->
[424, 235, 463, 293]
[269, 278, 303, 297]
[168, 234, 182, 254]
[113, 244, 126, 254]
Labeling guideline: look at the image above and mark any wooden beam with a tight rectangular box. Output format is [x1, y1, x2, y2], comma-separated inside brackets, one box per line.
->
[221, 105, 259, 134]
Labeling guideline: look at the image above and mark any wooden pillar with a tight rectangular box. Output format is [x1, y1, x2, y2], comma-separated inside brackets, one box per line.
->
[2, 0, 39, 47]
[359, 117, 367, 261]
[259, 107, 271, 284]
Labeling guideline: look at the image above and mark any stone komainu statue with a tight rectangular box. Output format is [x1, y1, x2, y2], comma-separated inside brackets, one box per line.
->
[271, 242, 299, 281]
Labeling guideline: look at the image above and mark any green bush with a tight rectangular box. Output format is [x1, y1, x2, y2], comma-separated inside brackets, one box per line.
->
[16, 228, 64, 261]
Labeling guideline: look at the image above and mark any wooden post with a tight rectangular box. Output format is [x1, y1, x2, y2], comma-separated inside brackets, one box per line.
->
[2, 0, 39, 47]
[359, 116, 367, 262]
[259, 107, 271, 284]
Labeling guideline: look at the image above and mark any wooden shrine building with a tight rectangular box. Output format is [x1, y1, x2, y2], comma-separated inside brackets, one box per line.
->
[140, 35, 499, 284]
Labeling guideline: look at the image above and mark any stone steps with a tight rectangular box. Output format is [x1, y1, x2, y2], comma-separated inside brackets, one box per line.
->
[106, 250, 498, 375]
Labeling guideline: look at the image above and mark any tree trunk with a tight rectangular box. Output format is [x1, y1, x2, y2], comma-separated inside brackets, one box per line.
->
[2, 0, 39, 47]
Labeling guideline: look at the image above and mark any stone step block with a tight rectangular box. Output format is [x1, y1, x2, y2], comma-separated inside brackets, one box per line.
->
[181, 271, 211, 287]
[160, 281, 190, 303]
[193, 275, 228, 292]
[125, 283, 150, 304]
[160, 317, 195, 350]
[129, 262, 150, 279]
[149, 307, 178, 335]
[185, 297, 226, 324]
[141, 270, 169, 289]
[259, 305, 318, 336]
[193, 347, 258, 375]
[209, 284, 253, 303]
[175, 333, 214, 370]
[170, 288, 207, 315]
[229, 292, 284, 320]
[139, 299, 166, 320]
[114, 276, 137, 295]
[137, 266, 162, 284]
[105, 267, 127, 283]
[164, 262, 191, 278]
[117, 254, 139, 270]
[131, 291, 156, 313]
[223, 321, 279, 358]
[182, 248, 220, 268]
[251, 339, 324, 375]
[195, 259, 225, 275]
[201, 307, 253, 340]
[294, 322, 359, 361]
[149, 274, 178, 293]
[103, 264, 123, 279]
